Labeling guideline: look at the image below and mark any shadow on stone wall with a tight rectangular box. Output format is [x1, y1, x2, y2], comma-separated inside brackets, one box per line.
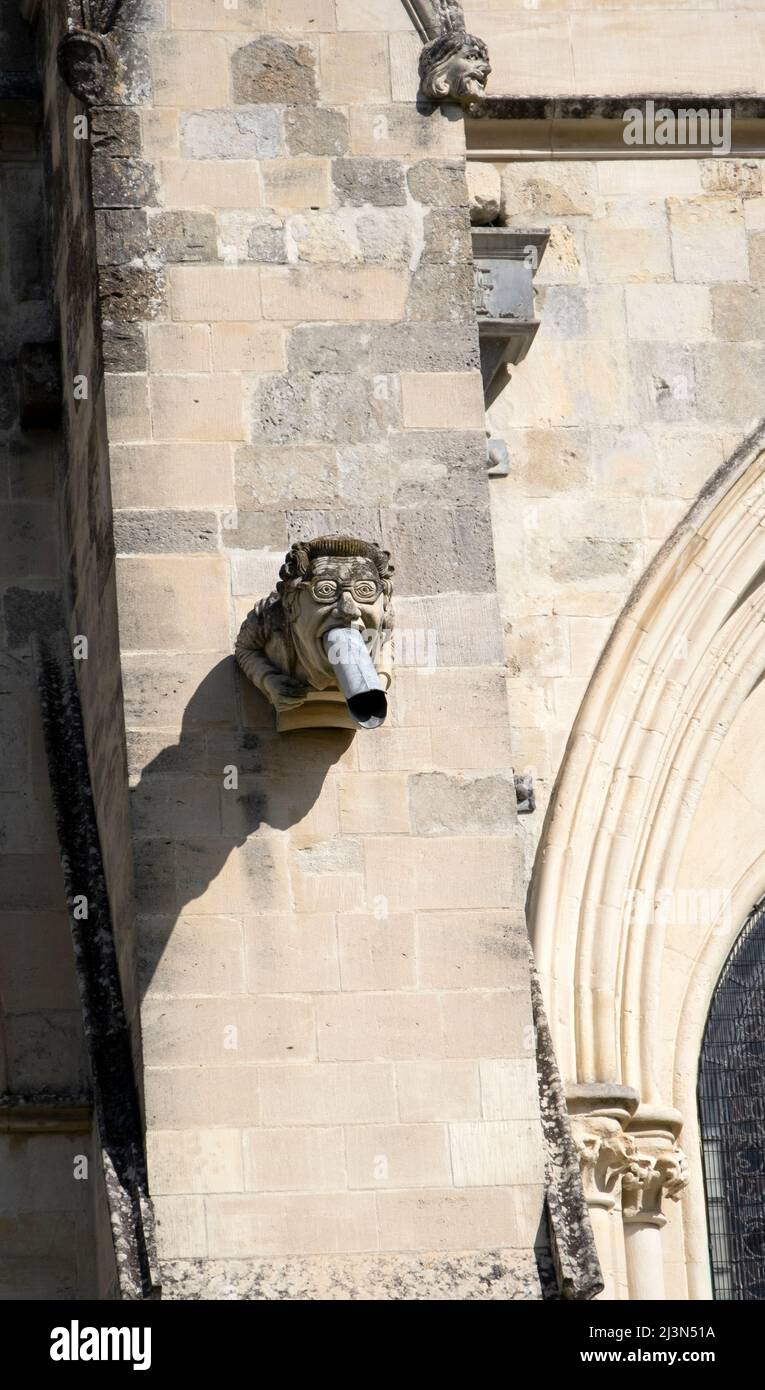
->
[131, 658, 352, 1000]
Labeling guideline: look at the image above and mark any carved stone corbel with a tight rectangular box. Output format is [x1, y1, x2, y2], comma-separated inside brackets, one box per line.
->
[570, 1115, 635, 1211]
[57, 2, 123, 106]
[622, 1141, 689, 1226]
[403, 0, 491, 106]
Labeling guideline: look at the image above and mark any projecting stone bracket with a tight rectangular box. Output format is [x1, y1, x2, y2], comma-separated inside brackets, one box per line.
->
[402, 0, 491, 107]
[473, 227, 550, 408]
[56, 2, 123, 106]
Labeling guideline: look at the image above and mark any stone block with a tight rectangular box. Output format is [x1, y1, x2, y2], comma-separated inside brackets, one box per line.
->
[177, 837, 292, 914]
[0, 913, 78, 1012]
[244, 1127, 346, 1192]
[231, 37, 318, 105]
[284, 104, 349, 157]
[90, 106, 142, 158]
[150, 374, 245, 440]
[349, 105, 463, 160]
[383, 506, 495, 596]
[145, 1065, 261, 1128]
[172, 0, 266, 25]
[376, 1187, 540, 1252]
[160, 159, 263, 208]
[439, 990, 532, 1060]
[259, 1062, 397, 1125]
[218, 210, 287, 264]
[396, 1061, 481, 1123]
[337, 773, 410, 836]
[169, 265, 262, 321]
[104, 372, 150, 441]
[466, 162, 501, 225]
[586, 221, 672, 284]
[120, 651, 237, 728]
[337, 912, 415, 991]
[205, 1192, 377, 1257]
[116, 509, 219, 555]
[405, 265, 475, 322]
[234, 444, 333, 509]
[147, 1128, 244, 1195]
[409, 772, 516, 836]
[244, 912, 340, 992]
[180, 107, 282, 160]
[287, 323, 371, 374]
[693, 343, 765, 425]
[750, 231, 765, 282]
[153, 1195, 207, 1260]
[95, 208, 149, 265]
[625, 283, 712, 341]
[260, 265, 407, 321]
[480, 1059, 540, 1122]
[290, 211, 358, 263]
[141, 994, 314, 1066]
[142, 108, 179, 157]
[110, 442, 233, 508]
[393, 594, 505, 666]
[319, 34, 390, 103]
[290, 839, 365, 913]
[669, 196, 748, 283]
[355, 209, 414, 264]
[115, 554, 229, 650]
[346, 1123, 451, 1189]
[416, 910, 528, 989]
[149, 209, 218, 262]
[332, 157, 406, 207]
[266, 0, 336, 32]
[421, 208, 472, 265]
[400, 372, 484, 430]
[372, 325, 479, 376]
[252, 371, 397, 446]
[711, 284, 765, 341]
[148, 323, 211, 373]
[139, 915, 245, 997]
[449, 1121, 545, 1188]
[91, 156, 157, 209]
[364, 836, 520, 913]
[407, 160, 467, 209]
[212, 324, 285, 372]
[99, 265, 167, 323]
[261, 157, 331, 211]
[316, 991, 443, 1061]
[151, 32, 230, 107]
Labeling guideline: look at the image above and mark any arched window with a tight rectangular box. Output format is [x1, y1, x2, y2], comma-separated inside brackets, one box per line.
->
[698, 898, 765, 1299]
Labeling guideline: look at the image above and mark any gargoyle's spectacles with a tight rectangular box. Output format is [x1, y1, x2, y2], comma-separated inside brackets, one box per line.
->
[308, 578, 382, 604]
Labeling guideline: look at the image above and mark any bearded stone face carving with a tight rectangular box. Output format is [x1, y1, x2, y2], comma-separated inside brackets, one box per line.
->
[418, 31, 491, 104]
[235, 536, 394, 732]
[57, 29, 117, 105]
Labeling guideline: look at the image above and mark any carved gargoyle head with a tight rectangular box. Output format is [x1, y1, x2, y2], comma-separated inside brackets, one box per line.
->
[57, 28, 116, 106]
[278, 536, 394, 690]
[418, 30, 491, 104]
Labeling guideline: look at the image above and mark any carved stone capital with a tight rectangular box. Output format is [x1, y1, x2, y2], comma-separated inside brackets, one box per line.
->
[622, 1141, 689, 1225]
[570, 1114, 635, 1210]
[567, 1083, 639, 1211]
[418, 30, 491, 105]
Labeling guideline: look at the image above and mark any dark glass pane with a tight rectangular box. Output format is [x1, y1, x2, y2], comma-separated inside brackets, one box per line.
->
[699, 898, 765, 1300]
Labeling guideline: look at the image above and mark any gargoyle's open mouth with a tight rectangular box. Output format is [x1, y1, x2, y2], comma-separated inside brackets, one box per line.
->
[322, 627, 387, 730]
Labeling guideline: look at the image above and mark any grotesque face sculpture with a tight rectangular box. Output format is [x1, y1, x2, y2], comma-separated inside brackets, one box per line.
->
[57, 29, 116, 106]
[418, 31, 491, 104]
[287, 554, 388, 688]
[235, 536, 394, 732]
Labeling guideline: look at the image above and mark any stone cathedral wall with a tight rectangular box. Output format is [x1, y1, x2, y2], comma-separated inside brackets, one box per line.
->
[8, 0, 765, 1302]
